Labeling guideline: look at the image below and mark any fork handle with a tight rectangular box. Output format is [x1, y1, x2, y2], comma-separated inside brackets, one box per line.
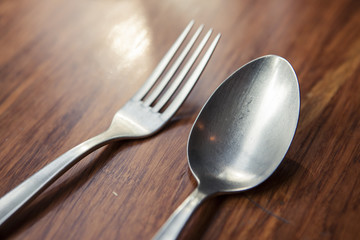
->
[0, 129, 119, 226]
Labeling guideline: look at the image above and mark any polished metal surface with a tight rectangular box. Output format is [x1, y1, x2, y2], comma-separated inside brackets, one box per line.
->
[0, 21, 221, 226]
[153, 55, 300, 240]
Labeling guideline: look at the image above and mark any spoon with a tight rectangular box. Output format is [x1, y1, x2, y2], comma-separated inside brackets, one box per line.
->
[153, 55, 300, 240]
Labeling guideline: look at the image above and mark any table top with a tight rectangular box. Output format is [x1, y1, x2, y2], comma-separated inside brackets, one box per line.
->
[0, 0, 359, 239]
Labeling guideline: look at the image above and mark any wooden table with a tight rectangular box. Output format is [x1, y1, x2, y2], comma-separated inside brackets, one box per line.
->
[0, 0, 359, 239]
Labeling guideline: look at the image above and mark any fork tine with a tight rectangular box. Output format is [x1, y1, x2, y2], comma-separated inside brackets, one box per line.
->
[161, 33, 221, 119]
[132, 20, 194, 101]
[143, 25, 204, 106]
[152, 29, 212, 111]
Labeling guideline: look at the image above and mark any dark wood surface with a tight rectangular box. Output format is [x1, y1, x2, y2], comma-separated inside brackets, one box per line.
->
[0, 0, 359, 239]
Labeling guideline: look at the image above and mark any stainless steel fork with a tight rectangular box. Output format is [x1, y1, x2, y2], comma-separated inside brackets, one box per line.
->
[0, 20, 220, 226]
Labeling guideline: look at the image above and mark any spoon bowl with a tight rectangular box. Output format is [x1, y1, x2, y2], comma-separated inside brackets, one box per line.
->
[153, 55, 300, 240]
[189, 55, 300, 193]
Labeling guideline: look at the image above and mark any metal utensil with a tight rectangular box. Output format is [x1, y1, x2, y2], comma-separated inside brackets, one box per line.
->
[0, 21, 221, 226]
[153, 55, 300, 240]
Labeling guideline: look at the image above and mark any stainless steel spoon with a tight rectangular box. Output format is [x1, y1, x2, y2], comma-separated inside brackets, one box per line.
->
[153, 55, 300, 240]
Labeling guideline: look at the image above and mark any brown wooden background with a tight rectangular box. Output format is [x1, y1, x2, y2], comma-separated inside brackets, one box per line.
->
[0, 0, 359, 239]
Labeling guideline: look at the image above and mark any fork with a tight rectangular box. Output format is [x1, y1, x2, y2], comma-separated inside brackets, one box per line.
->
[0, 20, 221, 226]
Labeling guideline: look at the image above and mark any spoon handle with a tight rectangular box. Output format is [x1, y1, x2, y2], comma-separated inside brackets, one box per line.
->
[153, 187, 207, 240]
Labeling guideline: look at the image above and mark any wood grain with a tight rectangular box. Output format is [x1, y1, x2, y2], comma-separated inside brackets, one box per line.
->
[0, 0, 359, 239]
